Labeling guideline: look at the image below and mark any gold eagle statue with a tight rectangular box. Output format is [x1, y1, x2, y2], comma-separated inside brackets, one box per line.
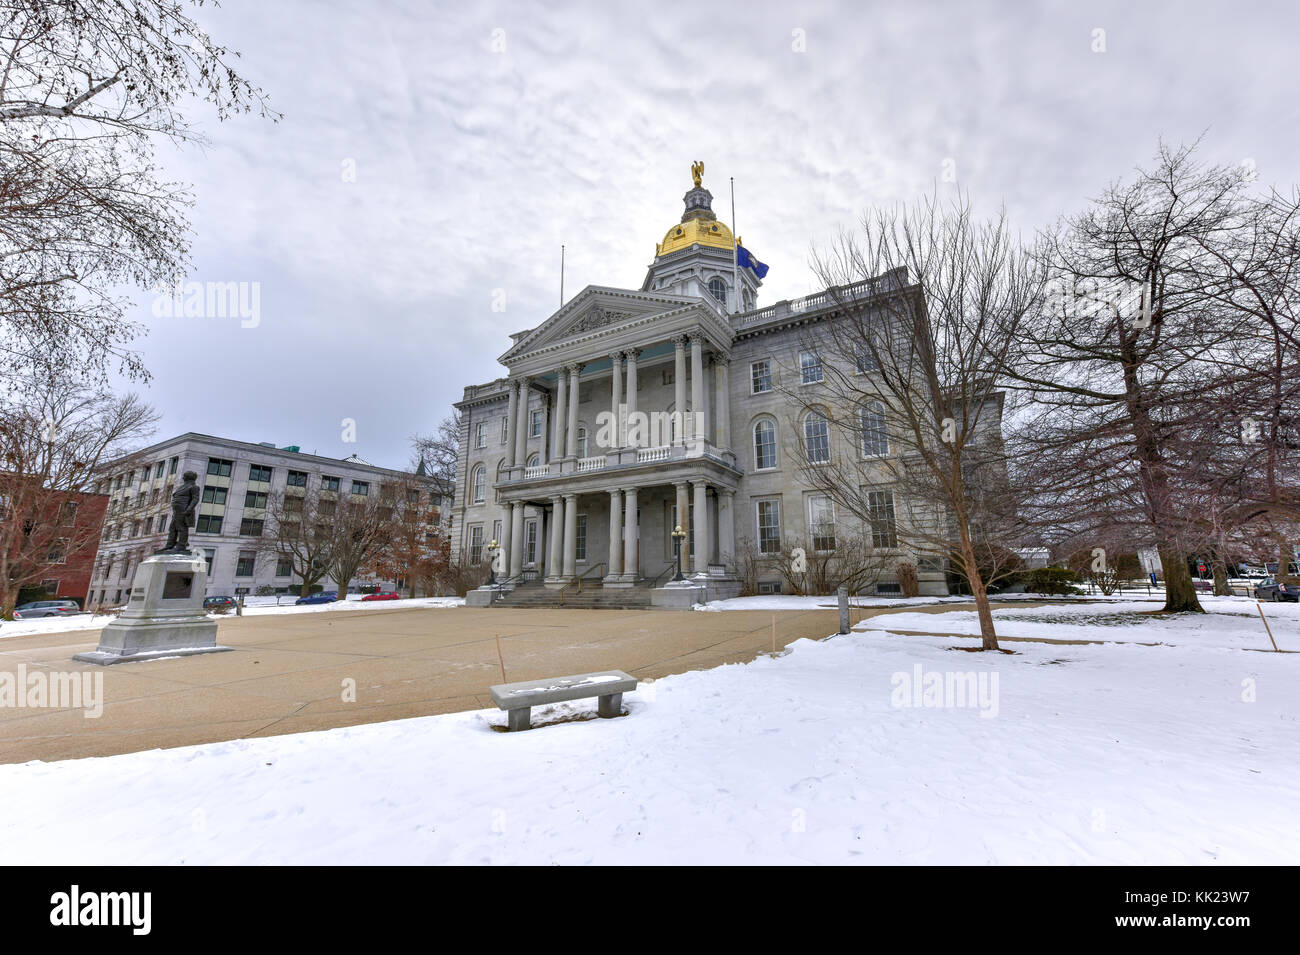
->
[691, 160, 704, 188]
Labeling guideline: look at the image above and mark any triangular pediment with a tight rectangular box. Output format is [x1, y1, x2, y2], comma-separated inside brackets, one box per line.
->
[499, 285, 714, 363]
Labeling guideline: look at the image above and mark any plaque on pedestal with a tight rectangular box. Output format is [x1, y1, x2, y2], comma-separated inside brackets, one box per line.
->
[73, 550, 232, 665]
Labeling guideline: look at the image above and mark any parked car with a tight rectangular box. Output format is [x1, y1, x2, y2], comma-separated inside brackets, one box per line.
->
[12, 599, 83, 619]
[295, 591, 338, 605]
[1192, 579, 1213, 593]
[1253, 578, 1299, 602]
[361, 591, 401, 601]
[203, 595, 238, 613]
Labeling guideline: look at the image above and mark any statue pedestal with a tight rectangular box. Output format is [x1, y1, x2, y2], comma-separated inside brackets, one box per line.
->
[74, 551, 231, 665]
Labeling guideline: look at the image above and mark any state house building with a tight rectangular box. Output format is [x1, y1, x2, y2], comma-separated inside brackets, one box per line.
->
[449, 166, 948, 601]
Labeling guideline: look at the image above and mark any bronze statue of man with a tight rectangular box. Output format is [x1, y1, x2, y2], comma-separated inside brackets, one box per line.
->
[163, 471, 201, 551]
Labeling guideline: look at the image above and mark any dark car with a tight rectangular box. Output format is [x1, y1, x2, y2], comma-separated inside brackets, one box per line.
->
[1192, 579, 1213, 593]
[12, 599, 83, 619]
[361, 591, 400, 601]
[295, 591, 339, 605]
[203, 595, 238, 613]
[1253, 578, 1299, 602]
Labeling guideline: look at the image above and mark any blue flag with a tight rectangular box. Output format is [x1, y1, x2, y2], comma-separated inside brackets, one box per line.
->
[736, 244, 769, 278]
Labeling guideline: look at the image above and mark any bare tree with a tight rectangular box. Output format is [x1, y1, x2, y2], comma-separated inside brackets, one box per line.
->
[0, 372, 157, 617]
[792, 192, 1046, 650]
[410, 413, 461, 490]
[1005, 141, 1288, 613]
[328, 490, 397, 601]
[0, 0, 275, 382]
[367, 474, 449, 597]
[260, 488, 334, 598]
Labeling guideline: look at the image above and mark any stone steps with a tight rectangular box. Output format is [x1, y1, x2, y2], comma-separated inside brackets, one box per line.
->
[493, 582, 654, 610]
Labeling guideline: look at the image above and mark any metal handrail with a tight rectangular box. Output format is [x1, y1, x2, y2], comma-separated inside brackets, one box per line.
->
[649, 562, 677, 588]
[573, 562, 606, 593]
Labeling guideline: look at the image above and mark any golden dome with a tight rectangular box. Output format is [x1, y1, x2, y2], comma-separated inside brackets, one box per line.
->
[656, 217, 735, 256]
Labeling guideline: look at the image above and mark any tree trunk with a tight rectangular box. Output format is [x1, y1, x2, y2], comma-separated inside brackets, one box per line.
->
[1278, 536, 1295, 586]
[956, 527, 999, 651]
[1, 585, 17, 621]
[1212, 558, 1230, 597]
[1157, 543, 1203, 613]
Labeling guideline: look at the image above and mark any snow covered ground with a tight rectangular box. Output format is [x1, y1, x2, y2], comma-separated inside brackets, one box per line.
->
[857, 594, 1298, 652]
[0, 595, 465, 640]
[1, 599, 1295, 864]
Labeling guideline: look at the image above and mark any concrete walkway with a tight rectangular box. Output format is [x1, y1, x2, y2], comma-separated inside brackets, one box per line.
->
[0, 599, 1069, 764]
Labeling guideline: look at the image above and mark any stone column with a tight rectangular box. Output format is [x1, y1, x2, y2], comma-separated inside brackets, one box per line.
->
[540, 394, 551, 465]
[504, 379, 521, 469]
[607, 489, 623, 578]
[552, 369, 568, 464]
[509, 501, 525, 578]
[693, 481, 709, 575]
[673, 337, 687, 445]
[675, 481, 690, 562]
[715, 359, 731, 450]
[701, 353, 713, 446]
[622, 487, 639, 579]
[547, 496, 564, 580]
[625, 349, 639, 445]
[562, 493, 578, 577]
[690, 335, 704, 445]
[513, 377, 531, 469]
[538, 505, 548, 576]
[718, 489, 735, 568]
[609, 352, 623, 449]
[566, 364, 581, 459]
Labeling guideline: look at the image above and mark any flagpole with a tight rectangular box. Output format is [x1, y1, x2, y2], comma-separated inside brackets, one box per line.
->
[560, 244, 565, 306]
[730, 177, 740, 314]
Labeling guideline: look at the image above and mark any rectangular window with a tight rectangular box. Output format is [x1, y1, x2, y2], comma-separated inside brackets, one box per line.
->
[169, 457, 178, 475]
[201, 486, 227, 506]
[751, 359, 772, 394]
[501, 417, 509, 442]
[276, 557, 293, 577]
[476, 422, 486, 449]
[203, 549, 215, 573]
[757, 499, 782, 554]
[239, 518, 264, 536]
[469, 525, 484, 565]
[154, 461, 166, 478]
[855, 346, 878, 374]
[530, 409, 543, 438]
[284, 495, 304, 514]
[157, 514, 168, 533]
[868, 490, 898, 549]
[351, 480, 369, 496]
[492, 520, 502, 548]
[47, 539, 68, 564]
[575, 514, 587, 562]
[800, 352, 823, 384]
[526, 520, 537, 564]
[318, 499, 336, 517]
[235, 551, 256, 577]
[321, 475, 340, 492]
[249, 464, 273, 483]
[808, 496, 836, 551]
[287, 469, 308, 488]
[196, 514, 223, 534]
[244, 490, 268, 509]
[206, 457, 233, 478]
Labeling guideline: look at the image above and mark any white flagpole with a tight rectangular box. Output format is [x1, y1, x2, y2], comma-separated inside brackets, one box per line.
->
[560, 244, 565, 306]
[730, 177, 741, 314]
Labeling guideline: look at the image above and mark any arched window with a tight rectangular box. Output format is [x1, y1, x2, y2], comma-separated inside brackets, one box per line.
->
[526, 453, 540, 468]
[803, 410, 830, 464]
[754, 419, 777, 470]
[707, 277, 728, 304]
[859, 401, 889, 457]
[577, 427, 588, 457]
[471, 465, 486, 504]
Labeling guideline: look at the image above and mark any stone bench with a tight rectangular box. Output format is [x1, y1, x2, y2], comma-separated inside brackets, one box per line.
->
[489, 670, 637, 731]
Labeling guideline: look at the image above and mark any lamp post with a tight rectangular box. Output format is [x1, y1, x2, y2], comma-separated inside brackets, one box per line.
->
[671, 524, 686, 582]
[486, 539, 499, 586]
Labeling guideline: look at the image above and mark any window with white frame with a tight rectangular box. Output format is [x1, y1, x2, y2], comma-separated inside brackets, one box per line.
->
[859, 400, 889, 457]
[576, 428, 588, 457]
[808, 496, 836, 551]
[803, 410, 830, 464]
[707, 276, 728, 304]
[500, 416, 508, 442]
[855, 345, 879, 374]
[751, 359, 772, 394]
[868, 490, 898, 548]
[475, 422, 486, 448]
[799, 351, 823, 384]
[469, 524, 484, 565]
[756, 499, 782, 554]
[471, 465, 486, 503]
[526, 520, 537, 564]
[575, 513, 587, 561]
[753, 419, 777, 470]
[530, 409, 543, 438]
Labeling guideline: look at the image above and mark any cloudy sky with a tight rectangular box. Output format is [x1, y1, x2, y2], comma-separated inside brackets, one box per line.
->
[125, 0, 1300, 470]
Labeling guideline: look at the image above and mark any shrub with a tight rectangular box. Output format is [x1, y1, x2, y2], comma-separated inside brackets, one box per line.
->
[896, 561, 919, 598]
[1025, 566, 1084, 596]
